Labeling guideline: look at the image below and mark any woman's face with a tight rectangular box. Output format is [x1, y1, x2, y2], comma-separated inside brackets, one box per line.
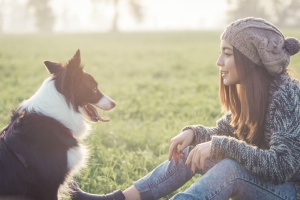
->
[216, 40, 240, 86]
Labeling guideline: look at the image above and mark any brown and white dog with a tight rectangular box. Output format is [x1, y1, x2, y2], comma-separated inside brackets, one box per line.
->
[0, 50, 115, 199]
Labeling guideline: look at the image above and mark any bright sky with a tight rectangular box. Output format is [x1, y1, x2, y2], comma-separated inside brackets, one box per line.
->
[120, 0, 228, 31]
[2, 0, 228, 32]
[51, 0, 228, 32]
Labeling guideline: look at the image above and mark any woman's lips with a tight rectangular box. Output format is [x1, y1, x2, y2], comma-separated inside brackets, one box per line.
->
[221, 71, 228, 77]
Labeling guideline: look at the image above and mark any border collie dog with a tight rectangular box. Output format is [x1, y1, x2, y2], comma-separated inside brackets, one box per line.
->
[0, 50, 116, 199]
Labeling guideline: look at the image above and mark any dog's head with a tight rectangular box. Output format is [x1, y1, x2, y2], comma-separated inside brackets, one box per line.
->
[44, 49, 115, 122]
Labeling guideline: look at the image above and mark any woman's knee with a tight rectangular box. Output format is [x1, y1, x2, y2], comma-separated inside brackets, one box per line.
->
[207, 158, 247, 181]
[215, 159, 243, 172]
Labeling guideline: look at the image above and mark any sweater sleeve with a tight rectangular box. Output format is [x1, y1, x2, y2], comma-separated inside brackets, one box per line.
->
[210, 85, 300, 184]
[182, 113, 236, 145]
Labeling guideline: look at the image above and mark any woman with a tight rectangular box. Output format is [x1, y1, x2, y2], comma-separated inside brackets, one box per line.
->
[71, 17, 300, 200]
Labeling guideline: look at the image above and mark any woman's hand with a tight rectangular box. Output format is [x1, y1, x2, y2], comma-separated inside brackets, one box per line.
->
[185, 141, 211, 173]
[168, 129, 194, 164]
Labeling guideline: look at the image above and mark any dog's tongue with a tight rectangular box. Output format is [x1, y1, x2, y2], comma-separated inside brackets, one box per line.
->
[83, 104, 110, 122]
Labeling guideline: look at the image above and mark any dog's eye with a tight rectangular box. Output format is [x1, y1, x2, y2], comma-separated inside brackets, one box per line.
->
[92, 87, 98, 93]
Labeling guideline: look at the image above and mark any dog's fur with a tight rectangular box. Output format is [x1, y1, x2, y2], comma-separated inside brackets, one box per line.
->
[0, 50, 115, 199]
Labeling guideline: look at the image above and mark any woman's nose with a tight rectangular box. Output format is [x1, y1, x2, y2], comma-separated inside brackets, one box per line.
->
[216, 55, 223, 66]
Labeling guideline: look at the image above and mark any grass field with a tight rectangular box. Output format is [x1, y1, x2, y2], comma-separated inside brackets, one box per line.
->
[1, 31, 300, 199]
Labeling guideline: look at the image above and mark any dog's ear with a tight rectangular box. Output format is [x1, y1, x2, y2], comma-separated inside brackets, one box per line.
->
[68, 49, 81, 68]
[44, 61, 63, 74]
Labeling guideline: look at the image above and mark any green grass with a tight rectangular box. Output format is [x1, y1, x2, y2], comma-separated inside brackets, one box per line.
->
[1, 31, 300, 199]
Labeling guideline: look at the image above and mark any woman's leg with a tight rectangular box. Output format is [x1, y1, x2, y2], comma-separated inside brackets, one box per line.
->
[71, 146, 216, 200]
[131, 147, 215, 200]
[172, 159, 296, 200]
[69, 181, 125, 200]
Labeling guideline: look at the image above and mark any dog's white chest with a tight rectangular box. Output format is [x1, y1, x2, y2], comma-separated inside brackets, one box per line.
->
[67, 146, 87, 171]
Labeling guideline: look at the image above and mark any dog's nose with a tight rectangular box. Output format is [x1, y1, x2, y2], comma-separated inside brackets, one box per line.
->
[111, 101, 116, 108]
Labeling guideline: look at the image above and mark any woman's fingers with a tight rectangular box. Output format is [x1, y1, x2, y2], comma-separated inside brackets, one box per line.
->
[171, 150, 179, 164]
[168, 138, 179, 161]
[168, 139, 186, 162]
[200, 154, 206, 170]
[169, 147, 181, 163]
[173, 150, 184, 164]
[194, 153, 202, 172]
[187, 149, 201, 174]
[168, 130, 194, 161]
[185, 149, 193, 166]
[185, 144, 207, 173]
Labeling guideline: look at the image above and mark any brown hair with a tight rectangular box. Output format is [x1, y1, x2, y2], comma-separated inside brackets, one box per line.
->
[219, 48, 273, 148]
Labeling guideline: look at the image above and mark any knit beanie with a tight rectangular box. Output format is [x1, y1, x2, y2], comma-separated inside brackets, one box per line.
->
[221, 17, 300, 76]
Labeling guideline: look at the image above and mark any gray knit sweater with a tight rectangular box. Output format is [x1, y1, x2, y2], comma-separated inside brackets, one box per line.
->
[184, 72, 300, 199]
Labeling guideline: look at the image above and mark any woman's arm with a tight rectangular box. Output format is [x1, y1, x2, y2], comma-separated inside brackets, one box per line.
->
[210, 86, 300, 184]
[168, 113, 236, 163]
[183, 113, 236, 145]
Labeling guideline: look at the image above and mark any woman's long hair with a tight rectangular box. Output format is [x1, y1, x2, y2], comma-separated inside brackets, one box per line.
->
[219, 47, 273, 148]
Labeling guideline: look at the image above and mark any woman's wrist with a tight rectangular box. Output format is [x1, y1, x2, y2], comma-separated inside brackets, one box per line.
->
[182, 127, 197, 145]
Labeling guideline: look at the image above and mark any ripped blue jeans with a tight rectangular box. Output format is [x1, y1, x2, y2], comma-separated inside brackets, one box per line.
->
[134, 147, 296, 200]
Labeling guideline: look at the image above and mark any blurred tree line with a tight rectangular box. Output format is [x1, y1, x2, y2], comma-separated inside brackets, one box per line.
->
[0, 0, 299, 33]
[227, 0, 300, 27]
[92, 0, 143, 32]
[0, 0, 143, 32]
[27, 0, 55, 32]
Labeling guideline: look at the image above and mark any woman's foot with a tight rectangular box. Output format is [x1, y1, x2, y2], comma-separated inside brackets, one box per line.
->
[69, 181, 125, 200]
